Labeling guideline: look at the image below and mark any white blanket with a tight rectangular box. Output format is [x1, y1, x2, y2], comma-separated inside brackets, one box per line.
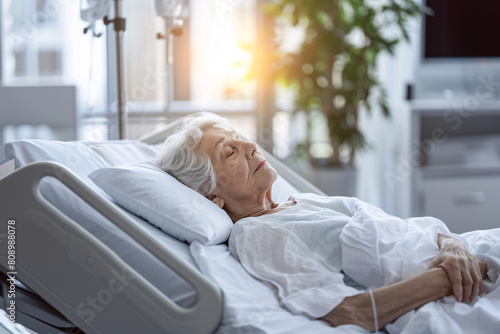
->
[340, 201, 500, 333]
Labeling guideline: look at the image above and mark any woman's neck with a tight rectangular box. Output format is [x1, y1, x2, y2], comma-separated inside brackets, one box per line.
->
[225, 195, 296, 223]
[226, 196, 277, 222]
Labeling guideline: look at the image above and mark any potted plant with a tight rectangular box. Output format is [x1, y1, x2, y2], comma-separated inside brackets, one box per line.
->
[265, 0, 425, 195]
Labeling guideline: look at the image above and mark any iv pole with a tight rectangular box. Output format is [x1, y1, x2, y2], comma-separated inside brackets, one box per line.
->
[104, 0, 127, 139]
[82, 0, 187, 140]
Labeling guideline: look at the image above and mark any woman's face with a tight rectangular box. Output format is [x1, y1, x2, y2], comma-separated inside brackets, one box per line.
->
[197, 127, 277, 206]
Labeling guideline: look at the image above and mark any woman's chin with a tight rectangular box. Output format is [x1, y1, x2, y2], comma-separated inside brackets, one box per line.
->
[264, 167, 279, 188]
[269, 166, 278, 182]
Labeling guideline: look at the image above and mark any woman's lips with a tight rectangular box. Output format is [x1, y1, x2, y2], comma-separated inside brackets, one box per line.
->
[255, 160, 266, 173]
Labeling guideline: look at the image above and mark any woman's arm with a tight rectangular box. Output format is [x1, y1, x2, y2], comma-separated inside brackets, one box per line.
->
[320, 267, 452, 331]
[429, 233, 488, 303]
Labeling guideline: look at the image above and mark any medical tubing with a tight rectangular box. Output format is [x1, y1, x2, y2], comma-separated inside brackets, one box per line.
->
[368, 289, 379, 333]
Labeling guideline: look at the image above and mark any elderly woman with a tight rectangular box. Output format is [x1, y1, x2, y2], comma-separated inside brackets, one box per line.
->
[157, 113, 488, 332]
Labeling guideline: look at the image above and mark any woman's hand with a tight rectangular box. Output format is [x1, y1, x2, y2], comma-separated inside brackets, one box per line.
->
[321, 268, 453, 331]
[429, 233, 488, 303]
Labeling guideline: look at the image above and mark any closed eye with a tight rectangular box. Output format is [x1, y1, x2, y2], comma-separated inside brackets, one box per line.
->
[227, 150, 234, 158]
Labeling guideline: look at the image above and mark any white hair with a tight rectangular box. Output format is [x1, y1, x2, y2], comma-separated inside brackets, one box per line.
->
[156, 113, 233, 196]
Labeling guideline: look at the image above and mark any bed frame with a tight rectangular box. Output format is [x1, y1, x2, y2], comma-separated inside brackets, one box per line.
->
[0, 122, 325, 334]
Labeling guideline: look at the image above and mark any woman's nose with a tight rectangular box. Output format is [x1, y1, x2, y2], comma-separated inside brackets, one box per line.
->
[243, 141, 257, 159]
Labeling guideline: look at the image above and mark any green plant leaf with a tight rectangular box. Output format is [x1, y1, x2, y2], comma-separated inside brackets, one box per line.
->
[266, 0, 424, 163]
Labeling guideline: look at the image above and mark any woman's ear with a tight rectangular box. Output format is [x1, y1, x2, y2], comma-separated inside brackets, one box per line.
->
[207, 194, 225, 209]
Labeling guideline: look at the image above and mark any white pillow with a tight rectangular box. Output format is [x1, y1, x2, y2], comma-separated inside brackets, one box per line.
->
[87, 140, 161, 166]
[89, 160, 234, 245]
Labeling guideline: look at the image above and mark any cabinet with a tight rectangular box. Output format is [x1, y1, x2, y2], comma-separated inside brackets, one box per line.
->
[410, 100, 500, 233]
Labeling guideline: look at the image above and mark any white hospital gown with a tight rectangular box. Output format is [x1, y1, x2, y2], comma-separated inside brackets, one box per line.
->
[228, 193, 364, 319]
[228, 193, 500, 332]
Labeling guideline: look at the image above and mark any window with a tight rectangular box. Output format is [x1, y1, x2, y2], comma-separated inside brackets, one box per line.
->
[1, 0, 109, 141]
[0, 0, 270, 144]
[122, 0, 168, 113]
[170, 0, 258, 141]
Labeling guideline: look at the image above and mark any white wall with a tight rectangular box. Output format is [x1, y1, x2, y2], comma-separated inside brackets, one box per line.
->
[356, 12, 421, 218]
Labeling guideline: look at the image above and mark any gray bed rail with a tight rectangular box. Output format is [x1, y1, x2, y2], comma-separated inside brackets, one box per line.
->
[0, 162, 222, 334]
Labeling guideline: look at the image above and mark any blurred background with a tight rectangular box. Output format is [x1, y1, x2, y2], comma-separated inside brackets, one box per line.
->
[1, 0, 500, 233]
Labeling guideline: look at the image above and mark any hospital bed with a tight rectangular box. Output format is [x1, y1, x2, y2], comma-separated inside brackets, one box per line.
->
[1, 124, 500, 334]
[0, 123, 373, 334]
